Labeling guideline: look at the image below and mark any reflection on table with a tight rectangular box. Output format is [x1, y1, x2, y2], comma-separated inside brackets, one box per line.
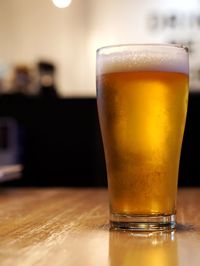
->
[109, 231, 177, 266]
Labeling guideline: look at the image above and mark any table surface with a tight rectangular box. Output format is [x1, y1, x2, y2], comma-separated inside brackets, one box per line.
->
[0, 188, 199, 266]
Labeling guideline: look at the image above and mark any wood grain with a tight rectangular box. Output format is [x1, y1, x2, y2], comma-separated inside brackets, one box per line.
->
[0, 188, 199, 266]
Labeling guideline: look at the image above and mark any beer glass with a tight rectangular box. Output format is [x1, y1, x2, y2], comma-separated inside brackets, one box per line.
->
[96, 44, 189, 231]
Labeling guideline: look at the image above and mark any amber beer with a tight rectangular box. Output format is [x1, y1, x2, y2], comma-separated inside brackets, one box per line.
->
[96, 44, 189, 230]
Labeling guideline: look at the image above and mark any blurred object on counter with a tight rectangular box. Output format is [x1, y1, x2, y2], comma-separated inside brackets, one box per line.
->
[0, 117, 23, 184]
[0, 164, 22, 183]
[0, 60, 59, 97]
[37, 61, 58, 98]
[0, 62, 9, 94]
[0, 78, 3, 93]
[0, 118, 22, 166]
[10, 65, 35, 95]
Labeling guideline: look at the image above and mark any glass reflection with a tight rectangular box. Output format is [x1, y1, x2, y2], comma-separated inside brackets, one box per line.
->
[109, 230, 178, 266]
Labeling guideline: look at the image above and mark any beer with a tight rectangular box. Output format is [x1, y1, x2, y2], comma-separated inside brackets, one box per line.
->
[96, 45, 189, 230]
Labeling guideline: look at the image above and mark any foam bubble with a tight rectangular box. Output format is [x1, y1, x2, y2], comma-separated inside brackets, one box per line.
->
[96, 44, 189, 75]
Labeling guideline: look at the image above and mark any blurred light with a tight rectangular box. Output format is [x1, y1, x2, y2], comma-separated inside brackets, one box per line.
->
[52, 0, 72, 8]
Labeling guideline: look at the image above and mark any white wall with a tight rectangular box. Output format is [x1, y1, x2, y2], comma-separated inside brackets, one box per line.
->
[0, 0, 200, 96]
[86, 0, 200, 92]
[0, 0, 88, 96]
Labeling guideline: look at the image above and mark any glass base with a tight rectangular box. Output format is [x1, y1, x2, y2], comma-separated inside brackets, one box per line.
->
[110, 213, 176, 231]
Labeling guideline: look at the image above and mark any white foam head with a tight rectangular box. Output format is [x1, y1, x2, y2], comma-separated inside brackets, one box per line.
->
[96, 44, 189, 76]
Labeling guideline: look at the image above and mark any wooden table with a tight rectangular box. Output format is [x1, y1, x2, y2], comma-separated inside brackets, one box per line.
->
[0, 188, 199, 266]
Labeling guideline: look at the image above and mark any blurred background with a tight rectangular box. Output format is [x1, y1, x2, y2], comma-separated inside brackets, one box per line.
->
[0, 0, 199, 186]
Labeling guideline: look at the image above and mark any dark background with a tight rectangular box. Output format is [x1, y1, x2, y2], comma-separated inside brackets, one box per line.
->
[0, 93, 198, 187]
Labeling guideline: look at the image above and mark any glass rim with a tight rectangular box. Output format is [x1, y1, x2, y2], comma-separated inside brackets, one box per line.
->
[96, 43, 189, 54]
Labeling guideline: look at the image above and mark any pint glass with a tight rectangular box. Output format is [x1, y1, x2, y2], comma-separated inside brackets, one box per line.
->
[96, 44, 189, 231]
